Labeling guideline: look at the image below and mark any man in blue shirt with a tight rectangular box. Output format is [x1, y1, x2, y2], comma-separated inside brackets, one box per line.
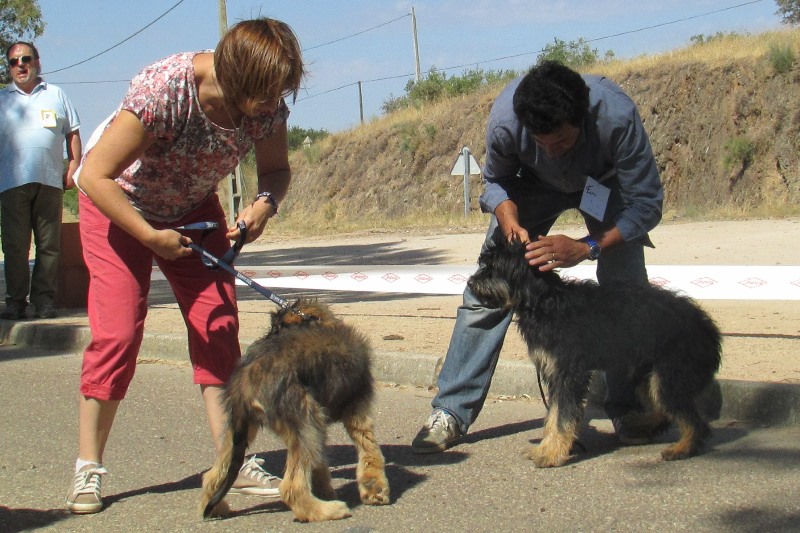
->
[412, 61, 664, 452]
[0, 42, 82, 319]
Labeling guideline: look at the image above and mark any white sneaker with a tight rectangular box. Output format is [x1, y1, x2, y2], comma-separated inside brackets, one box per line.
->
[229, 456, 281, 497]
[66, 464, 108, 514]
[411, 409, 463, 453]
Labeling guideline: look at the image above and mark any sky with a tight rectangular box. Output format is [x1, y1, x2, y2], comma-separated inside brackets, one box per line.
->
[29, 0, 785, 137]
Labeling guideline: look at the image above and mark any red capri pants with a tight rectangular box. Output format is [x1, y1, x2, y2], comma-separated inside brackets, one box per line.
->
[78, 193, 241, 401]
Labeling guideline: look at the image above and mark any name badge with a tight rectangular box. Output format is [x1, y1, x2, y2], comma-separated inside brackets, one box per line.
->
[41, 110, 58, 128]
[579, 176, 610, 221]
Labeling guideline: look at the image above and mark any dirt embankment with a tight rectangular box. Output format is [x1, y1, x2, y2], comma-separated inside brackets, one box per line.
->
[273, 33, 799, 229]
[618, 59, 799, 211]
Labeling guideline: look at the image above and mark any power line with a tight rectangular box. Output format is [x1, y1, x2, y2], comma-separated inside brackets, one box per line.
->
[53, 79, 131, 85]
[303, 0, 771, 99]
[291, 12, 413, 100]
[52, 0, 769, 100]
[49, 10, 412, 86]
[43, 0, 187, 75]
[302, 13, 410, 52]
[584, 0, 768, 46]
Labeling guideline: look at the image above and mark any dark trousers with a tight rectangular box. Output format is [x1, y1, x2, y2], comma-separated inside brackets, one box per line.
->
[1, 183, 63, 308]
[433, 178, 651, 432]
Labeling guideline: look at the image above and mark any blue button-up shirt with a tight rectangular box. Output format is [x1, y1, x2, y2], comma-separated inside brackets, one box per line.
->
[479, 74, 663, 243]
[0, 81, 81, 193]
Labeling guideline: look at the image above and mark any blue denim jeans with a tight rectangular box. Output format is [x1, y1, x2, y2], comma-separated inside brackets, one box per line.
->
[432, 180, 651, 433]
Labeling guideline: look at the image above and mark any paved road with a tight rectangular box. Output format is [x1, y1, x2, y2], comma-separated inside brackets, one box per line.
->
[1, 344, 799, 532]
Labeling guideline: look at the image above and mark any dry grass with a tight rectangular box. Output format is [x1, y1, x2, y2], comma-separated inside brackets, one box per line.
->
[223, 28, 800, 238]
[589, 29, 799, 76]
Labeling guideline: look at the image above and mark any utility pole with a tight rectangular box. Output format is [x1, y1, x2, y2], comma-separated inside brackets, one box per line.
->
[217, 0, 227, 38]
[218, 0, 244, 225]
[358, 81, 364, 124]
[411, 6, 421, 82]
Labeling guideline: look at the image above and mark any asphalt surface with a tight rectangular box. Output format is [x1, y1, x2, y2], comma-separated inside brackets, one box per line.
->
[1, 221, 799, 531]
[1, 343, 799, 533]
[3, 292, 800, 429]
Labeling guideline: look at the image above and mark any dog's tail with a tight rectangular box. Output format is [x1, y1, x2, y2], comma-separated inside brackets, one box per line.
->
[200, 413, 251, 518]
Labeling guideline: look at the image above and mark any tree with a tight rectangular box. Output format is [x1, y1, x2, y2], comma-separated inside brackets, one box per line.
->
[537, 38, 603, 69]
[1, 0, 45, 83]
[381, 67, 518, 114]
[776, 0, 800, 25]
[287, 125, 329, 151]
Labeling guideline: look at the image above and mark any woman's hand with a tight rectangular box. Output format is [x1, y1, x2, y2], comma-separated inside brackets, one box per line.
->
[226, 198, 276, 243]
[144, 228, 194, 260]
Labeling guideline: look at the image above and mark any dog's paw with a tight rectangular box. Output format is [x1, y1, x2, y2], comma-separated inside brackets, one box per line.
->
[524, 445, 568, 468]
[661, 443, 699, 461]
[359, 474, 391, 506]
[202, 499, 231, 519]
[294, 499, 352, 522]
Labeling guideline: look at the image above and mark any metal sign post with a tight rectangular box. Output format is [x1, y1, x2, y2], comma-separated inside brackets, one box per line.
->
[219, 0, 244, 225]
[450, 146, 481, 218]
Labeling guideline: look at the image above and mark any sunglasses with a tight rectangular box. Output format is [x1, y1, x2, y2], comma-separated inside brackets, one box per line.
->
[8, 55, 33, 67]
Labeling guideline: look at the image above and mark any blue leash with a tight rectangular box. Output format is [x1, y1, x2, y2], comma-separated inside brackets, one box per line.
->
[174, 221, 246, 270]
[175, 221, 294, 311]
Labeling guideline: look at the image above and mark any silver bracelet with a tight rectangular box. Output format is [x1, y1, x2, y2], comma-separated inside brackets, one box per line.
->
[254, 191, 279, 214]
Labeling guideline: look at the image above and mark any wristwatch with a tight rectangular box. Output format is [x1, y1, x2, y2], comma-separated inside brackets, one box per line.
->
[583, 237, 602, 260]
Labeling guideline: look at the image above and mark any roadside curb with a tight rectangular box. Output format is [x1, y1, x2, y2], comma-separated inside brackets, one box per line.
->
[3, 319, 798, 427]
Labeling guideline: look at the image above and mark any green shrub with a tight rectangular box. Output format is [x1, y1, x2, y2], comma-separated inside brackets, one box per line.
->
[689, 31, 746, 46]
[302, 143, 322, 164]
[722, 136, 755, 170]
[288, 125, 329, 151]
[64, 187, 79, 218]
[537, 37, 601, 69]
[382, 67, 518, 113]
[767, 40, 796, 74]
[394, 122, 423, 154]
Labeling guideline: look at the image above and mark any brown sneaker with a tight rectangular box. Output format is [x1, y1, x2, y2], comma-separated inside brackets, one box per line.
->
[66, 464, 108, 514]
[229, 456, 281, 497]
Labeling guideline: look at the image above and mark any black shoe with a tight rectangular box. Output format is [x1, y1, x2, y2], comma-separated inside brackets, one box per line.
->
[35, 303, 58, 319]
[612, 416, 653, 446]
[1, 301, 26, 320]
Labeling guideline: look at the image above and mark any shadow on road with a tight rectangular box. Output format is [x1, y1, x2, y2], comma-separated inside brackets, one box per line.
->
[0, 506, 69, 533]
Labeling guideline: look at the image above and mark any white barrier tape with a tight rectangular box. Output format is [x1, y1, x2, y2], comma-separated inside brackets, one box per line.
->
[151, 264, 800, 300]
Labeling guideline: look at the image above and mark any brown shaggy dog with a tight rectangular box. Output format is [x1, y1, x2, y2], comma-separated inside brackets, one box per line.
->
[200, 299, 390, 522]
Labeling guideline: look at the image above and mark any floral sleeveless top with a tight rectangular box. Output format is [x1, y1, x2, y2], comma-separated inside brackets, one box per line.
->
[117, 51, 289, 222]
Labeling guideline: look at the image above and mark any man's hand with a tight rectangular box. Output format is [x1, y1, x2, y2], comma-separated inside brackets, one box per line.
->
[525, 234, 589, 271]
[503, 226, 531, 245]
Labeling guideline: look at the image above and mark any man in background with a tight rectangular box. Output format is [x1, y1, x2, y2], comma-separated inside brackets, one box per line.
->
[0, 41, 82, 319]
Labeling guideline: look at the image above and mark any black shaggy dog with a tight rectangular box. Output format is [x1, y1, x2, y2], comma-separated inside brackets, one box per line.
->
[200, 299, 390, 522]
[468, 237, 722, 468]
